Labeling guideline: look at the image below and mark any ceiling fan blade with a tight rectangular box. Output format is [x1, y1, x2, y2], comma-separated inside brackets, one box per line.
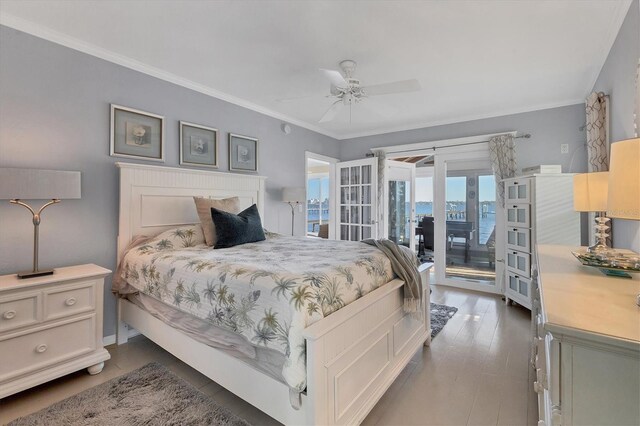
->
[319, 100, 343, 123]
[320, 69, 348, 88]
[362, 79, 421, 96]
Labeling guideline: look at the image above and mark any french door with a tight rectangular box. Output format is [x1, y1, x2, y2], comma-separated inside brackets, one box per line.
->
[433, 149, 504, 293]
[334, 158, 378, 241]
[384, 160, 416, 249]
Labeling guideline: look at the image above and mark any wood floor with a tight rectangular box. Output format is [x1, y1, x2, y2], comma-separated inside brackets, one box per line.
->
[0, 286, 536, 426]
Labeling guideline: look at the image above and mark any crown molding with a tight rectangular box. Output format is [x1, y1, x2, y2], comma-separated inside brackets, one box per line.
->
[338, 99, 584, 141]
[0, 13, 340, 140]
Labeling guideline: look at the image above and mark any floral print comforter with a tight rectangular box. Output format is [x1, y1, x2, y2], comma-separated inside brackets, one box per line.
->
[120, 227, 394, 391]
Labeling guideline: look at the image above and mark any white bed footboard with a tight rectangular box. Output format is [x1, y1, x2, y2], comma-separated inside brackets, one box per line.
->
[118, 275, 430, 425]
[303, 278, 430, 425]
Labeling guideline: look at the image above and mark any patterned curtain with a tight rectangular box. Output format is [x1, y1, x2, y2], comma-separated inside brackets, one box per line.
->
[489, 134, 517, 208]
[374, 150, 386, 238]
[585, 92, 609, 171]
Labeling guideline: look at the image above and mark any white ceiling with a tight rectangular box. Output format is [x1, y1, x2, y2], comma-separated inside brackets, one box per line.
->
[0, 0, 632, 140]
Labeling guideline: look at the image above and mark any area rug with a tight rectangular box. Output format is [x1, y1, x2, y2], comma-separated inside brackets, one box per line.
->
[430, 303, 458, 338]
[8, 362, 250, 426]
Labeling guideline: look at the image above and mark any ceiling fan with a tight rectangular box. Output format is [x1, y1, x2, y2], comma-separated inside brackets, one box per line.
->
[278, 60, 421, 123]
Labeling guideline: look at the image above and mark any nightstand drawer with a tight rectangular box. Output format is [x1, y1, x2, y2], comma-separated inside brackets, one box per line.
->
[0, 291, 40, 333]
[0, 315, 96, 383]
[44, 281, 96, 321]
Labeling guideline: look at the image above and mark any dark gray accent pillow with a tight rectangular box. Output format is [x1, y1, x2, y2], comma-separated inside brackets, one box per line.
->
[210, 204, 266, 248]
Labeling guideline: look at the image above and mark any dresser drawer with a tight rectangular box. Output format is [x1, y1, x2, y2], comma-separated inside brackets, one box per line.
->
[0, 291, 41, 333]
[44, 281, 96, 321]
[507, 250, 531, 278]
[507, 271, 532, 299]
[507, 227, 531, 253]
[0, 315, 96, 383]
[506, 179, 531, 204]
[507, 204, 531, 228]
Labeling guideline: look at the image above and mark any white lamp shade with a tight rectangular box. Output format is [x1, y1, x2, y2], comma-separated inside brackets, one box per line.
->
[0, 168, 81, 200]
[281, 187, 306, 203]
[607, 138, 640, 220]
[573, 172, 608, 212]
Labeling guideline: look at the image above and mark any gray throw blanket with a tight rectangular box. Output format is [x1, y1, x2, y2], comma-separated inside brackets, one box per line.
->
[362, 239, 423, 317]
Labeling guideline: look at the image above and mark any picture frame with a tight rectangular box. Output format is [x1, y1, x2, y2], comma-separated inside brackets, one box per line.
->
[179, 121, 219, 168]
[229, 133, 259, 172]
[110, 104, 164, 162]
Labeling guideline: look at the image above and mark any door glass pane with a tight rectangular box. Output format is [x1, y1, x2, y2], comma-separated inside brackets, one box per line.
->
[350, 225, 360, 241]
[362, 165, 371, 184]
[362, 226, 372, 239]
[362, 206, 371, 225]
[508, 208, 516, 222]
[517, 208, 526, 223]
[445, 169, 495, 285]
[341, 168, 349, 185]
[341, 206, 349, 223]
[508, 230, 516, 245]
[517, 256, 526, 271]
[362, 185, 371, 204]
[341, 225, 349, 240]
[350, 167, 360, 185]
[508, 185, 516, 199]
[388, 180, 410, 246]
[350, 186, 359, 205]
[351, 206, 359, 223]
[341, 187, 349, 204]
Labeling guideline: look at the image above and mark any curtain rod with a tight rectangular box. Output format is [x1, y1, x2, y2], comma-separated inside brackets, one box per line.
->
[372, 133, 532, 157]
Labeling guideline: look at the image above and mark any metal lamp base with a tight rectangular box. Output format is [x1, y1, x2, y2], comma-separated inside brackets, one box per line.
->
[17, 269, 54, 279]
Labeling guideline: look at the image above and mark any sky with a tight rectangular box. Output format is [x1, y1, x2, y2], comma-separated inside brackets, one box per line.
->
[308, 177, 329, 201]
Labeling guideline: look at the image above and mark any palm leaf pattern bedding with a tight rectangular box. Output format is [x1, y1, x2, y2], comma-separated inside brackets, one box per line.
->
[120, 226, 394, 391]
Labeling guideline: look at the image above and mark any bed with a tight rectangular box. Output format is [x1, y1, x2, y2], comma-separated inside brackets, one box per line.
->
[115, 162, 431, 425]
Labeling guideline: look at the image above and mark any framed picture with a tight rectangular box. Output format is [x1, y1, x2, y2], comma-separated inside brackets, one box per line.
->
[229, 133, 258, 172]
[110, 104, 164, 162]
[180, 121, 218, 168]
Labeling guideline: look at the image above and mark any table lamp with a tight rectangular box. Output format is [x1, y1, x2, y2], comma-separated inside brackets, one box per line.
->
[573, 171, 610, 253]
[0, 168, 81, 278]
[281, 187, 306, 236]
[607, 138, 640, 222]
[607, 138, 640, 306]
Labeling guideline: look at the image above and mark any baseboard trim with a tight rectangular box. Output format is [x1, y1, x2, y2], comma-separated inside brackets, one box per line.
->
[103, 328, 140, 346]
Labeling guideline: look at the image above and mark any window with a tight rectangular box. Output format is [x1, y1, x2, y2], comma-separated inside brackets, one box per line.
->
[307, 175, 329, 236]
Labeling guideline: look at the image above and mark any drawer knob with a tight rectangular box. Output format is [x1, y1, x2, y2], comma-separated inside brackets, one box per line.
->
[65, 297, 77, 306]
[35, 344, 48, 353]
[3, 310, 16, 320]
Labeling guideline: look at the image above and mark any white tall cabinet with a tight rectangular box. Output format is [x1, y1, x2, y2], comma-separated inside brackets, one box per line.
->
[502, 174, 580, 309]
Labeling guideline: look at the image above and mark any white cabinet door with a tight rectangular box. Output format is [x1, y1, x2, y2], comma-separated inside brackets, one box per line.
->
[334, 158, 378, 241]
[506, 179, 531, 203]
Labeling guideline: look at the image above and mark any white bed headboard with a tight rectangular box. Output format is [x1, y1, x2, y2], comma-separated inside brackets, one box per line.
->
[116, 162, 266, 262]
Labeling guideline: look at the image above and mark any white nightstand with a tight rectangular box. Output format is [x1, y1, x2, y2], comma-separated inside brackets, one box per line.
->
[0, 264, 111, 398]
